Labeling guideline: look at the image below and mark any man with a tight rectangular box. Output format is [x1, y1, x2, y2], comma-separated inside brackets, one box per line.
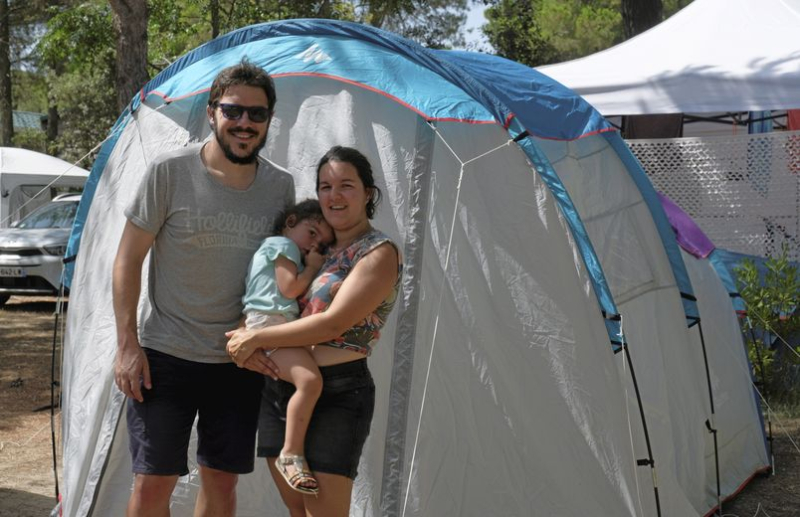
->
[113, 60, 294, 516]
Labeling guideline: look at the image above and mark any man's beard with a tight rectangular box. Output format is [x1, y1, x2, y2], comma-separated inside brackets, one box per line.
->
[213, 124, 268, 165]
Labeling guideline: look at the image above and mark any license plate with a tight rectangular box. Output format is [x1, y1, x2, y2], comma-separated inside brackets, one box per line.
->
[0, 267, 25, 277]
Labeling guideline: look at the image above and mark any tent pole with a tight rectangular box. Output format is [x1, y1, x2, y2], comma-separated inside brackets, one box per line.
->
[50, 294, 62, 501]
[695, 320, 722, 515]
[622, 343, 663, 517]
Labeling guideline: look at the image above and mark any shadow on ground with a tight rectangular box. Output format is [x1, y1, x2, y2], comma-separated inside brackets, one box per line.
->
[0, 487, 57, 516]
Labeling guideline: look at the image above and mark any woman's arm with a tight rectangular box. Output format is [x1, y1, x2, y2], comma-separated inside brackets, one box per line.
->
[227, 242, 399, 366]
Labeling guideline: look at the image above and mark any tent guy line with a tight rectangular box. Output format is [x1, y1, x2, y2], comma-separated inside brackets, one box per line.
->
[745, 309, 800, 362]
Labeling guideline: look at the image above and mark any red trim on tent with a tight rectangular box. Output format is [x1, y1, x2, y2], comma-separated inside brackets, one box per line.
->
[702, 465, 772, 517]
[146, 73, 617, 141]
[147, 73, 496, 126]
[273, 72, 496, 125]
[148, 87, 212, 104]
[502, 112, 618, 142]
[531, 126, 618, 142]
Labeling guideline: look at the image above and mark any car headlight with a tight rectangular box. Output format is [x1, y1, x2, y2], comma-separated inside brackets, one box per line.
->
[43, 245, 68, 256]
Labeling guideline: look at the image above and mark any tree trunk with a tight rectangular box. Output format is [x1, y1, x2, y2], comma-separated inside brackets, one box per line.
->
[621, 0, 662, 39]
[45, 64, 62, 144]
[0, 0, 13, 146]
[210, 0, 219, 39]
[620, 0, 672, 139]
[109, 0, 150, 113]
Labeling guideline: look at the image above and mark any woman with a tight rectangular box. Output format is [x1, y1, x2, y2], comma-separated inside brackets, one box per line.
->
[226, 145, 402, 516]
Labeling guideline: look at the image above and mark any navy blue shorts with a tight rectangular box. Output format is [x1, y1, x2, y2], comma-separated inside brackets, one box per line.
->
[257, 359, 375, 479]
[127, 348, 264, 476]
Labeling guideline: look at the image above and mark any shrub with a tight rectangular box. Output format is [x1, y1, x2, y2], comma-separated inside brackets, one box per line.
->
[736, 245, 800, 405]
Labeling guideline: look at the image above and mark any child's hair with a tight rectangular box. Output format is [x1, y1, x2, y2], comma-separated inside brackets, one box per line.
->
[272, 198, 325, 235]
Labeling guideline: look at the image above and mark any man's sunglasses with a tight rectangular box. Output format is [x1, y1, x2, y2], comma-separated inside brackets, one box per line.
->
[214, 103, 271, 123]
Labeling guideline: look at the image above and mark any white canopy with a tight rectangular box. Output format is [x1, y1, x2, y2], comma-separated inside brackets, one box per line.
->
[538, 0, 800, 116]
[0, 147, 89, 179]
[0, 147, 89, 226]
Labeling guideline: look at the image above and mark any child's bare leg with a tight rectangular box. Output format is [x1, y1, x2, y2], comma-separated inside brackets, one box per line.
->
[271, 347, 322, 455]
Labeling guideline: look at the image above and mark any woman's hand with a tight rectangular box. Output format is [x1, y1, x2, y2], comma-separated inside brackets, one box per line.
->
[226, 328, 262, 367]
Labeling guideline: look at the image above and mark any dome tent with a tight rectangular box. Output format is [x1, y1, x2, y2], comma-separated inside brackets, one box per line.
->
[60, 19, 766, 516]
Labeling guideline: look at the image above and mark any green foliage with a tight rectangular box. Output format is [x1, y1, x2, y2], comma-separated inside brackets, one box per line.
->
[24, 0, 469, 165]
[12, 128, 48, 153]
[11, 70, 47, 112]
[37, 2, 114, 73]
[663, 0, 693, 16]
[483, 0, 694, 66]
[736, 246, 800, 404]
[539, 0, 621, 61]
[145, 0, 466, 72]
[147, 0, 203, 70]
[483, 0, 557, 67]
[379, 0, 468, 49]
[46, 56, 116, 168]
[484, 0, 622, 66]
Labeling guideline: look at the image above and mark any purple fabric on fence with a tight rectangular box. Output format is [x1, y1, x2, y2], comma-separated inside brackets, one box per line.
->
[657, 192, 716, 258]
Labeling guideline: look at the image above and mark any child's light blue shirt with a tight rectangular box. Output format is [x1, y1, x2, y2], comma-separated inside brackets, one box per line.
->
[242, 236, 304, 316]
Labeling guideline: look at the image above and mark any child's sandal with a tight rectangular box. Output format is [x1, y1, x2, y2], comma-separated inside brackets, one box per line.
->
[275, 453, 319, 495]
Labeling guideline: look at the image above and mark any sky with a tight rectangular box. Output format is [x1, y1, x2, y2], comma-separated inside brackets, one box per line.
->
[462, 2, 491, 51]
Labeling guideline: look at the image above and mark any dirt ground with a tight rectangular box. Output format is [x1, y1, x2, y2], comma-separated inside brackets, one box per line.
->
[0, 296, 798, 517]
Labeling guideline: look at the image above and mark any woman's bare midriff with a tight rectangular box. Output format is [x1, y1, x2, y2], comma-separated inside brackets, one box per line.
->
[309, 344, 366, 367]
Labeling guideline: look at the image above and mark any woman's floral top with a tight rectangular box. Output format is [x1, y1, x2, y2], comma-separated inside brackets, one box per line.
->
[299, 228, 402, 356]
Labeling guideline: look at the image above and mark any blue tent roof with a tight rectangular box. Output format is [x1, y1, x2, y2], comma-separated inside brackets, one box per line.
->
[138, 19, 612, 140]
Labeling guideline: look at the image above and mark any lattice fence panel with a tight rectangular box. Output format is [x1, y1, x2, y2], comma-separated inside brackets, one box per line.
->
[627, 131, 800, 261]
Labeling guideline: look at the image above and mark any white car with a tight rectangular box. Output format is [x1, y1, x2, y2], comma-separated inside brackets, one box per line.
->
[0, 194, 81, 306]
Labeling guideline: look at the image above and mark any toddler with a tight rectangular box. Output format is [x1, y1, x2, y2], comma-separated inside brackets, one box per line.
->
[242, 199, 334, 495]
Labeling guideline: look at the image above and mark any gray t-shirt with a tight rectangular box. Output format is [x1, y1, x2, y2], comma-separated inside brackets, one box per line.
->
[125, 143, 295, 363]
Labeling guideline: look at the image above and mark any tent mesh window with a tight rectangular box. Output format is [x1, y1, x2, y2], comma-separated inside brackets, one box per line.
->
[627, 130, 800, 261]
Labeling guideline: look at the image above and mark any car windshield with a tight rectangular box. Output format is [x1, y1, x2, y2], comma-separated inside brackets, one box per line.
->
[16, 201, 79, 229]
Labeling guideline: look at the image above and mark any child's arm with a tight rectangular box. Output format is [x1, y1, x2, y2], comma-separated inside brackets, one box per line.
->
[274, 250, 325, 299]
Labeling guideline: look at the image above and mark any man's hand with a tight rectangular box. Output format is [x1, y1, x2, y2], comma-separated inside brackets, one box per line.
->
[225, 328, 262, 367]
[242, 350, 280, 380]
[113, 221, 156, 403]
[114, 334, 151, 402]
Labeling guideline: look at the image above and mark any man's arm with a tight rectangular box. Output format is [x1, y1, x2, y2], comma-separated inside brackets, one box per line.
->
[113, 221, 156, 402]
